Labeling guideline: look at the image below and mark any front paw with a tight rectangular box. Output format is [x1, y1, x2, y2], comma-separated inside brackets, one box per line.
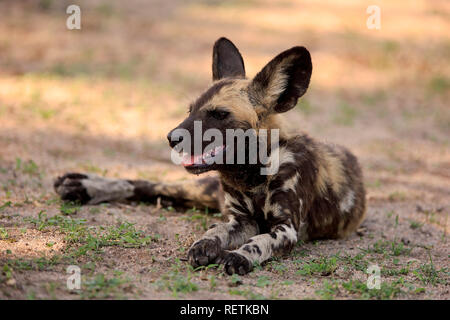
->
[187, 238, 222, 268]
[54, 173, 91, 204]
[223, 251, 252, 275]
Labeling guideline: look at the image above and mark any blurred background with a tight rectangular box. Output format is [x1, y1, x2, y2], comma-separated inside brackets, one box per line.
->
[0, 0, 448, 218]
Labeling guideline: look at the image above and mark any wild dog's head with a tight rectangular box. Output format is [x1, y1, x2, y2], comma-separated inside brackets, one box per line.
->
[167, 37, 312, 175]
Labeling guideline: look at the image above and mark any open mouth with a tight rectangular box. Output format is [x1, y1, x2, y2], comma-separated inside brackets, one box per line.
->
[181, 145, 226, 168]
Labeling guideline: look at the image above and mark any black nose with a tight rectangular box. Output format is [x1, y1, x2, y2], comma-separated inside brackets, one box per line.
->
[167, 130, 183, 148]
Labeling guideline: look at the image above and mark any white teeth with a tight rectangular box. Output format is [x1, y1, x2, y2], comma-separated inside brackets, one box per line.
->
[180, 145, 225, 165]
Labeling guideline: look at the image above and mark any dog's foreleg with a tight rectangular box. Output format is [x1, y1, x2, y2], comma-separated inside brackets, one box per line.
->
[187, 215, 258, 268]
[221, 171, 303, 275]
[222, 222, 297, 275]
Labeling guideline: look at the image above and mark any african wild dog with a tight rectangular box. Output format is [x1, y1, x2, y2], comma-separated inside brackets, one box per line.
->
[54, 38, 366, 275]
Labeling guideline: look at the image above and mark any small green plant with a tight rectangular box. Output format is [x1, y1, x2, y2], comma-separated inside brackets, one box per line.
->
[0, 227, 8, 240]
[365, 240, 411, 256]
[316, 280, 339, 300]
[342, 279, 402, 300]
[81, 272, 132, 299]
[390, 241, 411, 256]
[297, 256, 338, 276]
[155, 261, 199, 297]
[367, 240, 388, 254]
[1, 264, 13, 282]
[163, 206, 175, 212]
[409, 220, 423, 230]
[386, 210, 394, 218]
[428, 75, 449, 94]
[25, 212, 154, 258]
[208, 275, 217, 291]
[157, 272, 198, 297]
[4, 256, 62, 272]
[252, 261, 264, 271]
[0, 201, 12, 211]
[15, 158, 40, 176]
[269, 261, 288, 274]
[228, 288, 266, 300]
[338, 253, 369, 272]
[381, 266, 409, 276]
[60, 201, 80, 215]
[182, 208, 210, 231]
[25, 210, 86, 233]
[388, 191, 406, 201]
[412, 253, 448, 286]
[256, 275, 271, 288]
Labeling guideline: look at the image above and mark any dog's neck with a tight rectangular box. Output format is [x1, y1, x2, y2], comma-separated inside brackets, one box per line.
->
[218, 137, 289, 193]
[218, 163, 266, 192]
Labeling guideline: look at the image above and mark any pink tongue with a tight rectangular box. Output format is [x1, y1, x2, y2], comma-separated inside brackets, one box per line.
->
[181, 154, 204, 167]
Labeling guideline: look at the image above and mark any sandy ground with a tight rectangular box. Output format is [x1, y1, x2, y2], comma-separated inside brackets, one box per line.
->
[0, 0, 448, 299]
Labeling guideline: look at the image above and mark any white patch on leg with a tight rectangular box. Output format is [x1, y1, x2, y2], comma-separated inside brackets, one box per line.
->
[236, 224, 298, 264]
[81, 175, 135, 204]
[235, 234, 273, 263]
[339, 189, 355, 214]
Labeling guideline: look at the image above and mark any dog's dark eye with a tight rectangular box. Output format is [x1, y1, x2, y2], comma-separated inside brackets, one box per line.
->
[209, 109, 229, 120]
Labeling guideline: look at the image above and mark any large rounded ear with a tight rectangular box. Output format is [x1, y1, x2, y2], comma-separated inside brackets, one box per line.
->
[212, 37, 246, 81]
[249, 46, 312, 113]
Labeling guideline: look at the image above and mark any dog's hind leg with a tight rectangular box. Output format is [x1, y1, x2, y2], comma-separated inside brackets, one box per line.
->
[54, 173, 221, 210]
[128, 177, 221, 210]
